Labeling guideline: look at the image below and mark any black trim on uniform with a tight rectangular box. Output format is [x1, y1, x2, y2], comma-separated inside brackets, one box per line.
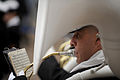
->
[38, 56, 102, 80]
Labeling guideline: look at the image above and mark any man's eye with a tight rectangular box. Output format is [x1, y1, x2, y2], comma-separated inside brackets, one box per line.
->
[73, 33, 80, 39]
[76, 34, 80, 39]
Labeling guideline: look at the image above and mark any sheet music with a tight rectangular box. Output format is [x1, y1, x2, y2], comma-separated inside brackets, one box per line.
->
[8, 48, 32, 77]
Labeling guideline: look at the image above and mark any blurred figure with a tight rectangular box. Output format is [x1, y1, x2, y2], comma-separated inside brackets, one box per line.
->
[2, 0, 28, 48]
[3, 10, 21, 48]
[0, 0, 28, 79]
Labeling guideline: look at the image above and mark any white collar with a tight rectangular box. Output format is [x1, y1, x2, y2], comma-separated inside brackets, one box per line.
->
[7, 16, 20, 28]
[70, 50, 105, 72]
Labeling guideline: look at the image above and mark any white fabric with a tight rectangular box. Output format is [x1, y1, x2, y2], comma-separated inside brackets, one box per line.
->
[66, 65, 114, 80]
[70, 50, 105, 72]
[8, 70, 25, 80]
[8, 72, 15, 80]
[7, 16, 20, 28]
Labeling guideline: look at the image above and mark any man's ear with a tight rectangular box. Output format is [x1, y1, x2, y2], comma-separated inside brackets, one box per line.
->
[96, 38, 102, 49]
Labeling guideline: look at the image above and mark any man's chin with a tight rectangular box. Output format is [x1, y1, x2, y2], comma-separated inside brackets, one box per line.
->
[76, 59, 80, 64]
[74, 52, 78, 57]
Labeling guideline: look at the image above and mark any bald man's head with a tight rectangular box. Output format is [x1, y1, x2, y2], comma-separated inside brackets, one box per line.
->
[70, 25, 101, 63]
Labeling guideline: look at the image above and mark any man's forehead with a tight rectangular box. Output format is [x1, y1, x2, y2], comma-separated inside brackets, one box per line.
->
[72, 27, 89, 35]
[74, 29, 84, 34]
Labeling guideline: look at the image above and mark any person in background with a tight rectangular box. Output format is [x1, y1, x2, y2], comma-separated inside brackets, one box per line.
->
[2, 0, 28, 48]
[0, 0, 28, 79]
[3, 10, 21, 48]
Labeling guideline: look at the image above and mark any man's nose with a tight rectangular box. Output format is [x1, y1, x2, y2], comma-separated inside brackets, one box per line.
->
[70, 37, 77, 47]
